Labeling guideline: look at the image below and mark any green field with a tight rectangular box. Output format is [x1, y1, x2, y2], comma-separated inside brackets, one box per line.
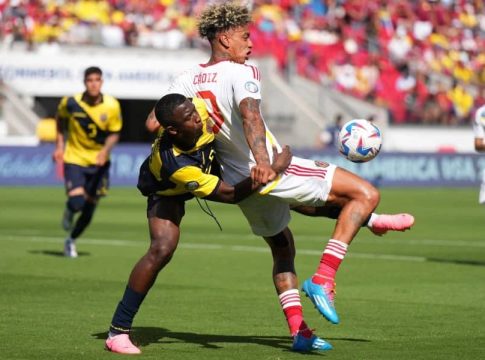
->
[1, 187, 484, 359]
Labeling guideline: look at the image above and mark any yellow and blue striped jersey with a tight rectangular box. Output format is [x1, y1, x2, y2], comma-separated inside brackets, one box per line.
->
[57, 93, 122, 166]
[139, 97, 219, 198]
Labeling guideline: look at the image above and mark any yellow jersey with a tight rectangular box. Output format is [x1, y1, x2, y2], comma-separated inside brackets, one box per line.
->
[138, 97, 219, 198]
[57, 93, 122, 166]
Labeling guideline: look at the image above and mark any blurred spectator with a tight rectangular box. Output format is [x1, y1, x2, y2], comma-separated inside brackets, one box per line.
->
[316, 113, 343, 150]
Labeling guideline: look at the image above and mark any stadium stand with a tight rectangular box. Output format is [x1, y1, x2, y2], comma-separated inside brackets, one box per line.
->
[0, 0, 484, 125]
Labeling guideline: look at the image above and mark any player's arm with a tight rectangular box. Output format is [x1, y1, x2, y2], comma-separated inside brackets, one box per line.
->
[145, 109, 161, 133]
[239, 97, 276, 185]
[205, 145, 292, 204]
[97, 100, 123, 166]
[96, 132, 120, 166]
[52, 98, 68, 163]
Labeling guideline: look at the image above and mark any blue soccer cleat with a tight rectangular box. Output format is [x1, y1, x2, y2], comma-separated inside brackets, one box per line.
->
[292, 332, 333, 352]
[302, 278, 340, 324]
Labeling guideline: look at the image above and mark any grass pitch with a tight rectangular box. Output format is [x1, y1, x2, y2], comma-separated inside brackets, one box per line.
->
[1, 186, 485, 359]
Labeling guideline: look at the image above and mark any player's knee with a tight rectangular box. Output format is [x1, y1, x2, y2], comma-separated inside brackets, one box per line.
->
[67, 195, 85, 212]
[362, 185, 380, 209]
[147, 240, 177, 265]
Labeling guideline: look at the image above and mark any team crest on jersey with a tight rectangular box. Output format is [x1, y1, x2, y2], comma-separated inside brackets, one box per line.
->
[185, 181, 199, 191]
[100, 113, 108, 122]
[314, 160, 329, 168]
[245, 81, 259, 93]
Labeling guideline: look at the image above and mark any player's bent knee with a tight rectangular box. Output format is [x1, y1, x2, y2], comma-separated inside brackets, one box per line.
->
[147, 241, 177, 264]
[359, 185, 380, 210]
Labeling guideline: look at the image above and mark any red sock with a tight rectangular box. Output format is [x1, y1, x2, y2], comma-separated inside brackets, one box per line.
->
[312, 239, 348, 285]
[279, 289, 312, 337]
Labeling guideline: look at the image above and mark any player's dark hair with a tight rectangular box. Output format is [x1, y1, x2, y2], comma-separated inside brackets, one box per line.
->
[84, 66, 103, 79]
[154, 93, 187, 127]
[198, 2, 251, 41]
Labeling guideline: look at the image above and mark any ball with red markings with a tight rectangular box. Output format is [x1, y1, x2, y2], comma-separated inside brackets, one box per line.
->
[338, 119, 382, 163]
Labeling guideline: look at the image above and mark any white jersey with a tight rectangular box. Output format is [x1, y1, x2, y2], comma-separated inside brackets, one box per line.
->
[473, 105, 485, 139]
[169, 60, 280, 185]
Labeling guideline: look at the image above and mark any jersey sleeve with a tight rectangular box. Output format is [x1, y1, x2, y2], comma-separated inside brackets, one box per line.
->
[473, 106, 485, 139]
[232, 64, 262, 106]
[169, 165, 220, 198]
[108, 98, 123, 132]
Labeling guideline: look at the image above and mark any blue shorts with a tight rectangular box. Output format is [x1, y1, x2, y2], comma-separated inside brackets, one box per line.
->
[64, 162, 111, 198]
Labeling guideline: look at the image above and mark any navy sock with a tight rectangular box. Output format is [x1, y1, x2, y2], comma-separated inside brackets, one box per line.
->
[67, 195, 85, 213]
[109, 286, 147, 334]
[70, 202, 96, 239]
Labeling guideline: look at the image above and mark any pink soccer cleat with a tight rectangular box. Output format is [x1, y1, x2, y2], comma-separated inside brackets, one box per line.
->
[370, 214, 415, 236]
[105, 334, 141, 355]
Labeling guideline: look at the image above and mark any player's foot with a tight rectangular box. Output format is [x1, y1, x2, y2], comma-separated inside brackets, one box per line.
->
[62, 207, 74, 231]
[105, 334, 141, 355]
[63, 238, 78, 258]
[370, 213, 415, 236]
[302, 278, 339, 324]
[292, 332, 333, 352]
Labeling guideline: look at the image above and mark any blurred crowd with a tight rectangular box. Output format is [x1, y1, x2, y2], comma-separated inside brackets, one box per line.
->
[1, 0, 484, 125]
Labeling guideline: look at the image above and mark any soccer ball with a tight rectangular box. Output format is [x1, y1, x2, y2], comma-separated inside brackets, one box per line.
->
[338, 119, 382, 163]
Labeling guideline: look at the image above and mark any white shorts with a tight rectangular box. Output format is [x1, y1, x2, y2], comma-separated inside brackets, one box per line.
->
[480, 169, 485, 204]
[238, 157, 337, 237]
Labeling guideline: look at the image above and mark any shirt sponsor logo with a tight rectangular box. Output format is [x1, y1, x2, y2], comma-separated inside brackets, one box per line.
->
[185, 181, 199, 191]
[245, 81, 259, 93]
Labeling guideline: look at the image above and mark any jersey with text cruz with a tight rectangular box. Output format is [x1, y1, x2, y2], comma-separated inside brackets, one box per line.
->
[57, 93, 122, 167]
[169, 61, 281, 185]
[473, 105, 485, 139]
[140, 97, 220, 198]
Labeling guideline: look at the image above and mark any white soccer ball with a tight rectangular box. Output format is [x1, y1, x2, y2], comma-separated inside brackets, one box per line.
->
[337, 119, 382, 163]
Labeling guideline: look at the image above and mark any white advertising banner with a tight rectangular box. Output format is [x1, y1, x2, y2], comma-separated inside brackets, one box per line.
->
[0, 48, 208, 99]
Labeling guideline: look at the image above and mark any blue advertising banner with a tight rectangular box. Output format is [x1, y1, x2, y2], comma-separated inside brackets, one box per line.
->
[0, 145, 483, 187]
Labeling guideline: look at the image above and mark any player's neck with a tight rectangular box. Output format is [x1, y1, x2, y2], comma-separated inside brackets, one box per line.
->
[207, 50, 233, 65]
[82, 92, 103, 106]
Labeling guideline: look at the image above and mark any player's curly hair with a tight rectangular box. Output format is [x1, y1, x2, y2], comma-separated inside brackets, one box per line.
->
[198, 2, 251, 41]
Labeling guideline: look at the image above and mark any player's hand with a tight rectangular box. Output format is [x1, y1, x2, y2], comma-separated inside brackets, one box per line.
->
[96, 150, 109, 166]
[52, 147, 63, 163]
[251, 163, 276, 185]
[271, 145, 292, 174]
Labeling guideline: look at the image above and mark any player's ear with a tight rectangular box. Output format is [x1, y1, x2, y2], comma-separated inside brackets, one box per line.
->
[166, 125, 177, 136]
[218, 32, 230, 49]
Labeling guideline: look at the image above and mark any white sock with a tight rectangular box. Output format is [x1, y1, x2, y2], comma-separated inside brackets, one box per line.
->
[366, 213, 379, 228]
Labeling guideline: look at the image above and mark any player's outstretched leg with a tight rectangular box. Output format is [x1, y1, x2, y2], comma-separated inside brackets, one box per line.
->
[303, 168, 380, 323]
[368, 213, 415, 236]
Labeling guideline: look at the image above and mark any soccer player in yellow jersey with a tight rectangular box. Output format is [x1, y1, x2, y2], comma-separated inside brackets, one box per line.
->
[52, 66, 122, 258]
[105, 93, 291, 354]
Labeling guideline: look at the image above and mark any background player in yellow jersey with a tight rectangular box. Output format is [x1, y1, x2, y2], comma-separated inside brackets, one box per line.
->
[105, 93, 292, 354]
[52, 66, 123, 258]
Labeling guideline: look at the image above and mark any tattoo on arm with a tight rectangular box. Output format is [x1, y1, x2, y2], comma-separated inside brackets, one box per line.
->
[239, 98, 270, 164]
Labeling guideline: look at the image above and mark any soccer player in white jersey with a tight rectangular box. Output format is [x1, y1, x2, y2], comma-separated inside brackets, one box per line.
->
[147, 2, 415, 352]
[473, 104, 485, 204]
